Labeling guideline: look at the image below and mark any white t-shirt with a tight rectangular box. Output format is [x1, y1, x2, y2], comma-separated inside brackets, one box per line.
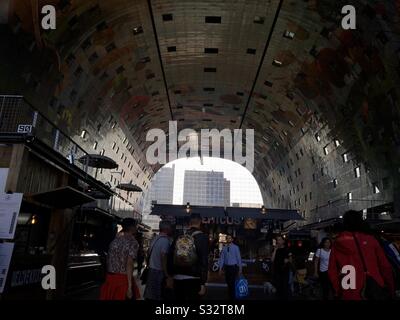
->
[316, 248, 331, 272]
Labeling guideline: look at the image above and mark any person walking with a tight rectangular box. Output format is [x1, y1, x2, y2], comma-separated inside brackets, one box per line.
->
[100, 218, 139, 300]
[218, 234, 242, 300]
[314, 237, 332, 300]
[271, 235, 292, 300]
[328, 210, 395, 300]
[144, 220, 173, 300]
[170, 213, 209, 301]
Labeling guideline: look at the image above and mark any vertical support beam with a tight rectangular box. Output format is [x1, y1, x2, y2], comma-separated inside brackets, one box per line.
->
[45, 171, 72, 299]
[5, 144, 27, 192]
[46, 207, 74, 299]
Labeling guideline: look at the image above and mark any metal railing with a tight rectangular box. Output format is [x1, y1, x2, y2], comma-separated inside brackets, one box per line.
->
[0, 95, 141, 218]
[0, 95, 93, 178]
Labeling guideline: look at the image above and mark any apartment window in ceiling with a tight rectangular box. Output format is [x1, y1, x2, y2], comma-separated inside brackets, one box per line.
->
[100, 149, 105, 156]
[301, 127, 307, 135]
[309, 192, 312, 200]
[301, 181, 304, 189]
[205, 48, 218, 53]
[312, 173, 316, 181]
[334, 139, 340, 147]
[321, 167, 325, 176]
[296, 153, 299, 160]
[323, 146, 329, 155]
[343, 153, 349, 163]
[74, 66, 83, 77]
[105, 42, 116, 53]
[305, 194, 308, 203]
[111, 121, 117, 129]
[298, 168, 301, 176]
[203, 87, 215, 92]
[264, 80, 273, 87]
[283, 30, 295, 39]
[373, 183, 380, 194]
[66, 53, 76, 65]
[80, 130, 87, 139]
[288, 120, 295, 127]
[116, 65, 125, 74]
[133, 26, 143, 35]
[100, 72, 108, 80]
[116, 147, 119, 154]
[333, 179, 338, 188]
[347, 192, 352, 203]
[204, 67, 216, 72]
[300, 148, 304, 157]
[112, 142, 116, 150]
[247, 48, 256, 54]
[81, 38, 91, 50]
[93, 141, 98, 150]
[167, 46, 176, 52]
[272, 60, 282, 67]
[96, 21, 108, 32]
[253, 16, 264, 24]
[205, 16, 221, 23]
[354, 166, 361, 178]
[162, 14, 173, 21]
[88, 52, 99, 63]
[315, 134, 321, 142]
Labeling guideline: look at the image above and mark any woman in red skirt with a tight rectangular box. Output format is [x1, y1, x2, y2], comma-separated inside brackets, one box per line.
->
[100, 218, 140, 300]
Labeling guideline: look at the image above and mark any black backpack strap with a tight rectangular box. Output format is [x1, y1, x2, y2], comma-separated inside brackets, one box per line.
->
[352, 232, 368, 274]
[146, 236, 162, 265]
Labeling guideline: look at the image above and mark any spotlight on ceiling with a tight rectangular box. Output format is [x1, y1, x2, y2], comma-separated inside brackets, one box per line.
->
[186, 202, 191, 214]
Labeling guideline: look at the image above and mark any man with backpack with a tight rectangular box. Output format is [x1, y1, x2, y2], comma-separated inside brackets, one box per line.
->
[170, 213, 209, 300]
[143, 220, 173, 300]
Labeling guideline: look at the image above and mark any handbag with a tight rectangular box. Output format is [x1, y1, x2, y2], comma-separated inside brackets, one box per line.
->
[140, 236, 162, 285]
[352, 233, 391, 300]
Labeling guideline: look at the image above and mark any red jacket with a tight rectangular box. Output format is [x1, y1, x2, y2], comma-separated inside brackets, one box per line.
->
[328, 231, 394, 300]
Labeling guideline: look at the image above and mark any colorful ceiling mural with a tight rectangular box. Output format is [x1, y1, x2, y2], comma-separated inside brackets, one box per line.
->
[1, 0, 400, 212]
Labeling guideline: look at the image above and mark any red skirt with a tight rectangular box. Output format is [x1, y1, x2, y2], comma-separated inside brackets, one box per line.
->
[100, 273, 141, 300]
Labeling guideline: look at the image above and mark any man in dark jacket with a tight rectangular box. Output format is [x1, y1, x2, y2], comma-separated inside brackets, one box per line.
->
[170, 213, 209, 300]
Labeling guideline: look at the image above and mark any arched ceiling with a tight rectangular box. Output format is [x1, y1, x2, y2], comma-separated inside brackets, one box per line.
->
[1, 0, 400, 216]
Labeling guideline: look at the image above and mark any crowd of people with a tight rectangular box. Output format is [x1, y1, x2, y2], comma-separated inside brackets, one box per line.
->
[99, 210, 400, 301]
[271, 210, 399, 300]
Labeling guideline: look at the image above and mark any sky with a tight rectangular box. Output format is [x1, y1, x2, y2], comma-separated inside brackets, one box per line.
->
[163, 157, 263, 205]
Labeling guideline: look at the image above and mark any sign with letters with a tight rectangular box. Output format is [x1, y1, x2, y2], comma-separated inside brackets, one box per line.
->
[0, 193, 23, 239]
[17, 124, 32, 133]
[0, 242, 14, 293]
